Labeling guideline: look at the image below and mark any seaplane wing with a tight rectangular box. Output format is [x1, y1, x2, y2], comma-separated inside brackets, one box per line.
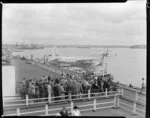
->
[76, 59, 102, 66]
[91, 60, 102, 66]
[49, 57, 62, 61]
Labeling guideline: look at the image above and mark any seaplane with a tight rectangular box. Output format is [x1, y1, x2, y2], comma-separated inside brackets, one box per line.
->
[41, 47, 116, 66]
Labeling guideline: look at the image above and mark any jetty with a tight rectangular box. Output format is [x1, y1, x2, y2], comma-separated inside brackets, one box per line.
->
[29, 59, 110, 78]
[30, 60, 83, 78]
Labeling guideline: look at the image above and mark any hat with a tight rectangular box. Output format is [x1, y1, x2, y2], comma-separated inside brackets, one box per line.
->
[73, 106, 79, 109]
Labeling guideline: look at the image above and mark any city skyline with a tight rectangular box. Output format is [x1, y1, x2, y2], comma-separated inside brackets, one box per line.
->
[2, 1, 146, 45]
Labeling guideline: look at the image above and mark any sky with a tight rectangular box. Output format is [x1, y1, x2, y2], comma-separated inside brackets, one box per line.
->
[2, 1, 146, 45]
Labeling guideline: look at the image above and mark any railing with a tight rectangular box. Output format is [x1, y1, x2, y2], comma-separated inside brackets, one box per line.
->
[119, 84, 146, 95]
[3, 88, 121, 108]
[3, 92, 118, 116]
[119, 101, 145, 117]
[121, 88, 146, 106]
[119, 88, 146, 117]
[3, 88, 146, 117]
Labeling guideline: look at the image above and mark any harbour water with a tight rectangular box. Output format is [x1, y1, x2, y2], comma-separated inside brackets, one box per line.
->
[12, 47, 146, 87]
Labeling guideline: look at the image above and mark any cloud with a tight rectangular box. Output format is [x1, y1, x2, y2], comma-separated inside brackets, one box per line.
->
[2, 2, 146, 45]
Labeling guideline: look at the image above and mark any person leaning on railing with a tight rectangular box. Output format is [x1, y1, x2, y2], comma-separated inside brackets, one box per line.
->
[140, 78, 146, 94]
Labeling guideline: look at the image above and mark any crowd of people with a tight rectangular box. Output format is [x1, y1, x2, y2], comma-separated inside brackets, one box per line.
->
[18, 73, 118, 102]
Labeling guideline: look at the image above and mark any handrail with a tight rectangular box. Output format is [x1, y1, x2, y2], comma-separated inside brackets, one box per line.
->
[96, 106, 113, 110]
[136, 107, 146, 113]
[119, 104, 145, 117]
[51, 95, 69, 98]
[3, 95, 116, 116]
[120, 86, 146, 95]
[3, 87, 143, 111]
[47, 108, 62, 112]
[119, 106, 133, 113]
[20, 109, 45, 115]
[121, 96, 146, 106]
[96, 101, 114, 105]
[4, 96, 21, 98]
[119, 101, 134, 108]
[3, 92, 146, 117]
[77, 103, 93, 108]
[4, 88, 145, 110]
[138, 96, 146, 101]
[3, 113, 17, 116]
[29, 101, 48, 105]
[4, 99, 26, 102]
[119, 100, 145, 117]
[28, 97, 48, 101]
[4, 103, 26, 107]
[3, 89, 120, 107]
[4, 90, 120, 103]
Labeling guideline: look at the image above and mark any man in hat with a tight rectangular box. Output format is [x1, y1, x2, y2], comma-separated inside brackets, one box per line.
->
[71, 106, 81, 116]
[140, 78, 145, 94]
[59, 106, 69, 116]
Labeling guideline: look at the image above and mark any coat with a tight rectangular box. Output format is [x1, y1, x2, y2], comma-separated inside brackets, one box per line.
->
[47, 84, 52, 95]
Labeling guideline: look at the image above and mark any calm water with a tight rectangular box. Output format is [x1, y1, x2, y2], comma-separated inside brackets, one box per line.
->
[13, 47, 146, 87]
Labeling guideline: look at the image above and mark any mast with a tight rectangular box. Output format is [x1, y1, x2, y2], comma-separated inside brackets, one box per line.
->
[102, 55, 105, 78]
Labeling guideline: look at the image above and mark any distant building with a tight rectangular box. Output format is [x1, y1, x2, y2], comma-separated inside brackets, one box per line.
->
[2, 49, 12, 65]
[2, 65, 16, 96]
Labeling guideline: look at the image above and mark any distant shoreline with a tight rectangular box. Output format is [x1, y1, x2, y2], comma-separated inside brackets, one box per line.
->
[44, 45, 146, 49]
[45, 45, 131, 48]
[3, 44, 146, 49]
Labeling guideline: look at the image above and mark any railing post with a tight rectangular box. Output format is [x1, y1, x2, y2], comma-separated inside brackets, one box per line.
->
[133, 102, 136, 114]
[135, 91, 138, 102]
[133, 91, 138, 115]
[16, 108, 20, 116]
[48, 94, 51, 104]
[121, 88, 124, 96]
[117, 96, 120, 108]
[88, 89, 91, 100]
[105, 88, 107, 98]
[71, 101, 73, 113]
[118, 88, 120, 95]
[80, 92, 82, 99]
[45, 104, 48, 116]
[26, 94, 29, 106]
[114, 93, 119, 109]
[93, 99, 96, 112]
[69, 92, 72, 102]
[114, 93, 117, 108]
